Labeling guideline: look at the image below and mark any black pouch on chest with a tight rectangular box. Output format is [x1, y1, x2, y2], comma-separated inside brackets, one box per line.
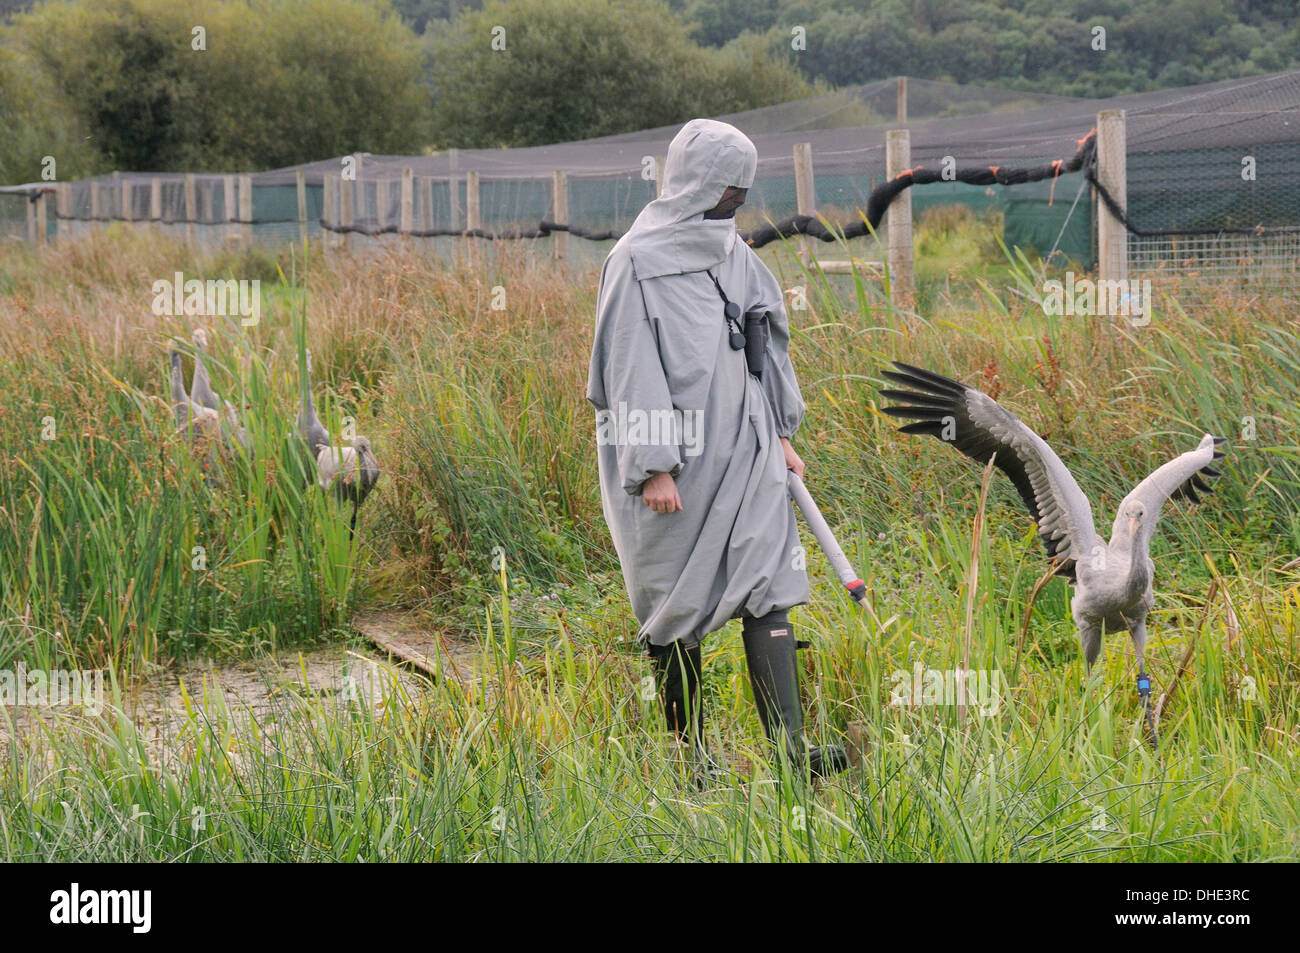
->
[743, 309, 769, 379]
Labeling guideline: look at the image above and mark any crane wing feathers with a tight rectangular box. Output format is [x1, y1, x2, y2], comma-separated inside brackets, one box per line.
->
[880, 361, 1099, 581]
[1118, 435, 1226, 536]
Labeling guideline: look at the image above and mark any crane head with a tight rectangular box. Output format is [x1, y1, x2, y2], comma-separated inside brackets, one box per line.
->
[1123, 500, 1146, 538]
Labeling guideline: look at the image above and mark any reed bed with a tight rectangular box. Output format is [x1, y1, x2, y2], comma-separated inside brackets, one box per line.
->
[0, 219, 1296, 860]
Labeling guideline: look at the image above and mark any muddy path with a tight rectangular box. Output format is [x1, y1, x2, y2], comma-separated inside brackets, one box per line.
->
[0, 611, 478, 763]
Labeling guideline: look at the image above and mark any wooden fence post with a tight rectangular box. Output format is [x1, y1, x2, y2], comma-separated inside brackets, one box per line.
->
[422, 176, 434, 233]
[89, 180, 100, 233]
[322, 174, 337, 255]
[223, 175, 236, 243]
[464, 170, 481, 264]
[25, 190, 36, 244]
[36, 189, 48, 245]
[150, 177, 161, 230]
[57, 182, 70, 241]
[552, 169, 568, 262]
[1096, 109, 1128, 287]
[202, 180, 214, 234]
[239, 174, 253, 247]
[400, 167, 413, 241]
[340, 172, 354, 252]
[886, 128, 915, 308]
[466, 170, 480, 230]
[120, 175, 132, 226]
[793, 142, 816, 263]
[376, 178, 389, 234]
[448, 147, 460, 236]
[296, 169, 307, 246]
[184, 173, 196, 245]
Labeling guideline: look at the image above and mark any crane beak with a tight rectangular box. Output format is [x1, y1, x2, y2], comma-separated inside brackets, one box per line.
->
[1129, 515, 1140, 538]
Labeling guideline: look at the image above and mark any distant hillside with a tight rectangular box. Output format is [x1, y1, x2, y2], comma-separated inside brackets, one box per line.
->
[665, 0, 1300, 98]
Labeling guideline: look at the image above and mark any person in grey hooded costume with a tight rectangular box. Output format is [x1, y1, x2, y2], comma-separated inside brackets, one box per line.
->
[586, 119, 848, 780]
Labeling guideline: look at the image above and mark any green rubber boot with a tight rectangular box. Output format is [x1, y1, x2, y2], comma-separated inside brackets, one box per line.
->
[742, 611, 848, 778]
[651, 640, 723, 788]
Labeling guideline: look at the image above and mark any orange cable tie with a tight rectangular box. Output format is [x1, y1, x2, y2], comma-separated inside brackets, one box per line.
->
[1048, 159, 1064, 206]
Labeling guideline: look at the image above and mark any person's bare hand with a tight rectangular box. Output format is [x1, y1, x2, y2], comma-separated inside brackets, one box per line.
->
[780, 437, 805, 477]
[642, 471, 683, 513]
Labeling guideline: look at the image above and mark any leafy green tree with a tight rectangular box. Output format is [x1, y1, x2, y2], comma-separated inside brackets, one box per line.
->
[0, 43, 99, 183]
[426, 0, 813, 147]
[673, 0, 1300, 98]
[4, 0, 430, 174]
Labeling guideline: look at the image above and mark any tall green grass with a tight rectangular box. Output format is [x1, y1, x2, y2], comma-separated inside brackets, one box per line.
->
[0, 221, 1297, 860]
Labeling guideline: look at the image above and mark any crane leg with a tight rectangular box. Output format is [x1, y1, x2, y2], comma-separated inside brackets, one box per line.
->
[1078, 623, 1102, 671]
[1131, 621, 1158, 750]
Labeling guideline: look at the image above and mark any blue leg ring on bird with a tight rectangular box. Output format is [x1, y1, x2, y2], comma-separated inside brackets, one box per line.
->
[1137, 672, 1158, 750]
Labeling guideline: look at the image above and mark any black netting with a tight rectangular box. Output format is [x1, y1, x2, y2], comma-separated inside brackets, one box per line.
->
[18, 72, 1300, 254]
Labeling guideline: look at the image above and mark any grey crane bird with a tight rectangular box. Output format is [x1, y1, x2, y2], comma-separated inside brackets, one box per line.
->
[879, 361, 1227, 748]
[169, 345, 220, 441]
[190, 328, 222, 412]
[298, 348, 380, 536]
[297, 348, 331, 456]
[190, 328, 250, 452]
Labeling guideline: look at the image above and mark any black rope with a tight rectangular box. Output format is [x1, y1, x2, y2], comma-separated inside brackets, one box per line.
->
[1085, 173, 1300, 237]
[743, 132, 1101, 247]
[319, 219, 623, 240]
[53, 212, 271, 225]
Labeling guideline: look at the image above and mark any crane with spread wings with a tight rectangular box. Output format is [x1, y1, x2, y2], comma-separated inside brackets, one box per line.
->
[880, 361, 1226, 748]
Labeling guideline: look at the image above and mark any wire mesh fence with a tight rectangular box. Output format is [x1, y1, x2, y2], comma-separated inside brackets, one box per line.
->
[5, 73, 1299, 282]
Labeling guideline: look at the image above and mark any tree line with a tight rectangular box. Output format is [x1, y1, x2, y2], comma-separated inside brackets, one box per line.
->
[2, 0, 1296, 185]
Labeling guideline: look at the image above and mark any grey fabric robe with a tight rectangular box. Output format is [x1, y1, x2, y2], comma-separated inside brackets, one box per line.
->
[586, 119, 809, 649]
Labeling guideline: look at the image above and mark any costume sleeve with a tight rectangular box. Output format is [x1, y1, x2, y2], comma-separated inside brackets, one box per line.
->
[744, 246, 805, 438]
[585, 253, 684, 495]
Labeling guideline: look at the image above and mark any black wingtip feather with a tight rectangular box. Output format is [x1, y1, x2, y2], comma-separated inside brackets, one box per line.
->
[878, 388, 953, 409]
[897, 421, 945, 436]
[884, 407, 953, 422]
[887, 361, 967, 395]
[1172, 440, 1228, 504]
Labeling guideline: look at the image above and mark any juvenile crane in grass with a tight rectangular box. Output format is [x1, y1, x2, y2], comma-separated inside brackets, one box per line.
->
[191, 328, 250, 452]
[169, 344, 220, 442]
[879, 362, 1227, 748]
[298, 348, 381, 536]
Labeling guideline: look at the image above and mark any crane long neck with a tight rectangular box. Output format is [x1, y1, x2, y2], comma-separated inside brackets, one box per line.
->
[303, 355, 319, 421]
[170, 352, 186, 402]
[1116, 521, 1151, 596]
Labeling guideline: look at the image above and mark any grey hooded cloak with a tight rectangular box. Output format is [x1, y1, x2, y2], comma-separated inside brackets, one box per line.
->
[586, 119, 809, 649]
